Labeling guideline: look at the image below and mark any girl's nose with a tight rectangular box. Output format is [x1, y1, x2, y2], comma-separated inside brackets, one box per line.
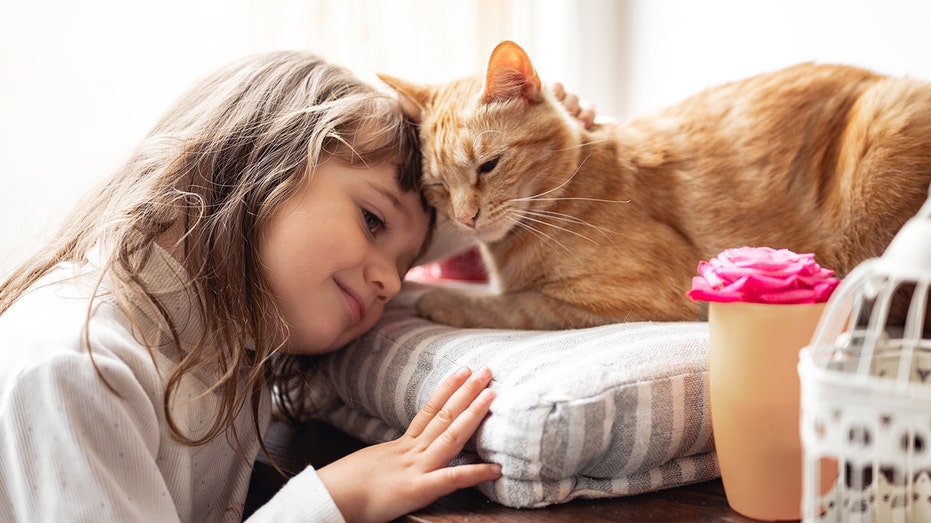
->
[368, 254, 402, 302]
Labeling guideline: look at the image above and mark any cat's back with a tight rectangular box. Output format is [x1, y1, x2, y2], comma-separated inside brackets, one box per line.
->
[610, 63, 895, 187]
[642, 62, 931, 274]
[661, 63, 881, 134]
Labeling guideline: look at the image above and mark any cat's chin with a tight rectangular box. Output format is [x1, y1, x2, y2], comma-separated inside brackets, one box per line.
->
[450, 219, 511, 243]
[473, 226, 512, 244]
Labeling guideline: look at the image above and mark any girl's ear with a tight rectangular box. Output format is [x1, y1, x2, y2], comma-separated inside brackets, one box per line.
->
[481, 40, 543, 104]
[378, 73, 431, 123]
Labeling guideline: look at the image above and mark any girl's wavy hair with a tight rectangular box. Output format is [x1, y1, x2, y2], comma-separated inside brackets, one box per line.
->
[0, 50, 425, 456]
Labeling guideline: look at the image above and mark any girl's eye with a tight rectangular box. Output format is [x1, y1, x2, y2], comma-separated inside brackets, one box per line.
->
[362, 209, 385, 236]
[478, 157, 499, 175]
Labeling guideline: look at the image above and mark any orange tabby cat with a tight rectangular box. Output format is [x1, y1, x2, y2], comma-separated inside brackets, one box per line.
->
[380, 40, 931, 329]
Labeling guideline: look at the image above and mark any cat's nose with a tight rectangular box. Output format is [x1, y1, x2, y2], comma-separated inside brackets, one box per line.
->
[458, 209, 480, 228]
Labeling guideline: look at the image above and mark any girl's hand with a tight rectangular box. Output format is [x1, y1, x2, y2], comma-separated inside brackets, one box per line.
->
[550, 82, 597, 129]
[317, 366, 500, 523]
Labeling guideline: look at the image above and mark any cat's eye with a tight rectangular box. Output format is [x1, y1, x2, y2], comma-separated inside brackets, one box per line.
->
[362, 209, 385, 236]
[478, 157, 499, 175]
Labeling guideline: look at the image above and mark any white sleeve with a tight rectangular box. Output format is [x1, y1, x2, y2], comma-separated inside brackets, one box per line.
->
[0, 352, 181, 522]
[245, 467, 346, 523]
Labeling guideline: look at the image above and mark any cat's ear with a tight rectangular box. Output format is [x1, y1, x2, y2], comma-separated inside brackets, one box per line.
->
[482, 40, 543, 104]
[378, 73, 430, 124]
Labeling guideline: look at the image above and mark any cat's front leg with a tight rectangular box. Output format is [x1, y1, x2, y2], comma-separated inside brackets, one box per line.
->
[415, 287, 611, 329]
[415, 288, 499, 328]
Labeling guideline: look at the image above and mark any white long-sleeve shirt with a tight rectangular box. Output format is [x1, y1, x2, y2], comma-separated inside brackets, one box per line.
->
[0, 247, 345, 522]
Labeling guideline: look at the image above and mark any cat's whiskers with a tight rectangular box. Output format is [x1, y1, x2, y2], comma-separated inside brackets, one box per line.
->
[511, 211, 601, 245]
[506, 212, 589, 263]
[473, 129, 502, 150]
[506, 214, 574, 255]
[556, 138, 612, 150]
[528, 196, 632, 204]
[511, 154, 591, 202]
[510, 156, 632, 206]
[519, 208, 618, 244]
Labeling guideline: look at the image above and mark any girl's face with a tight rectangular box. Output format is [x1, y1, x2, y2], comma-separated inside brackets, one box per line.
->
[259, 159, 431, 355]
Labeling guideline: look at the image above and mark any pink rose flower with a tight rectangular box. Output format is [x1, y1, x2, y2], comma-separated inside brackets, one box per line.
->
[687, 247, 840, 304]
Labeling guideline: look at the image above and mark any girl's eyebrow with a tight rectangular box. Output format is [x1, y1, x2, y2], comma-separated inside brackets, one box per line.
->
[370, 182, 415, 225]
[376, 187, 403, 213]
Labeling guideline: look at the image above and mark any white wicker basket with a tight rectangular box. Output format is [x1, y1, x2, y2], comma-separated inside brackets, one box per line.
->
[799, 195, 931, 522]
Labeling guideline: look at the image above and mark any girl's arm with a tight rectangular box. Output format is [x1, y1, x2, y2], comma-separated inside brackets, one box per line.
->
[0, 352, 183, 521]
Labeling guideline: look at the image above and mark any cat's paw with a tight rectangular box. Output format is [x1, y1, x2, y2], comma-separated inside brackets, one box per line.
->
[415, 288, 476, 327]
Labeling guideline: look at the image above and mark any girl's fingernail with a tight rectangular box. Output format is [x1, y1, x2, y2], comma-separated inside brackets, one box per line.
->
[454, 366, 471, 379]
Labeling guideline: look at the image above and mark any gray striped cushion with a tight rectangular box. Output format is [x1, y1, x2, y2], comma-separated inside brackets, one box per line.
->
[312, 286, 719, 508]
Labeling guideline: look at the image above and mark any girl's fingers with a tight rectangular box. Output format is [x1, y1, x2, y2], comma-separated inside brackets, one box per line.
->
[577, 100, 596, 128]
[417, 367, 493, 444]
[398, 367, 500, 500]
[550, 81, 567, 101]
[423, 387, 495, 466]
[421, 462, 503, 501]
[405, 366, 472, 438]
[408, 367, 491, 446]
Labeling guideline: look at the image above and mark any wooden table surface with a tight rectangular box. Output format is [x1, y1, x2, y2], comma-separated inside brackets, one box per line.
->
[245, 419, 779, 522]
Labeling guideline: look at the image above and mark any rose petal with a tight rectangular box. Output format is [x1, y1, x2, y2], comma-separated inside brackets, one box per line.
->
[686, 246, 840, 304]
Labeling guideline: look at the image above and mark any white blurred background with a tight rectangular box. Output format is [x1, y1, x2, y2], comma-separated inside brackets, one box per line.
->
[3, 0, 930, 274]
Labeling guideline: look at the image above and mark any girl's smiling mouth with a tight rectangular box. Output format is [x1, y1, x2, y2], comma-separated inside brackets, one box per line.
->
[335, 279, 365, 325]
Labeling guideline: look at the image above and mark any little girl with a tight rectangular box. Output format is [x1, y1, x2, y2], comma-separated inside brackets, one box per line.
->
[0, 50, 500, 523]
